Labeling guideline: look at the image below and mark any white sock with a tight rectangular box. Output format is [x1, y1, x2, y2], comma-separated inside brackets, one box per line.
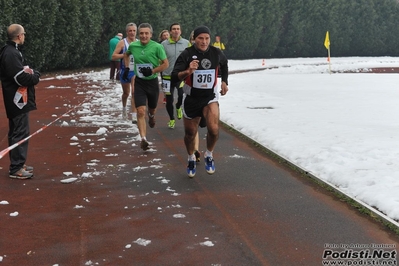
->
[205, 150, 213, 158]
[132, 112, 137, 119]
[188, 154, 196, 161]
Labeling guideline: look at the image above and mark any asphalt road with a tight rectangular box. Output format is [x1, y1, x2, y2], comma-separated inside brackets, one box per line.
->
[0, 72, 398, 266]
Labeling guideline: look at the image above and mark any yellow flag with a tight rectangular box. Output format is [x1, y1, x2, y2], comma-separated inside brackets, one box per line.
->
[324, 31, 330, 49]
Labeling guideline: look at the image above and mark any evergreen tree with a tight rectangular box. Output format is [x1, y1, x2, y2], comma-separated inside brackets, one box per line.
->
[253, 0, 284, 58]
[2, 0, 399, 70]
[213, 0, 264, 59]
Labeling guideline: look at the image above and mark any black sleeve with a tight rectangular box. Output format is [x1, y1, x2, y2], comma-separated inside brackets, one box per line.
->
[218, 49, 228, 85]
[3, 48, 39, 86]
[15, 69, 40, 87]
[171, 49, 189, 84]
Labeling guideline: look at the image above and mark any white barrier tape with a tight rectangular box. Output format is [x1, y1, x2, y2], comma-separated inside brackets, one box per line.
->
[0, 102, 85, 159]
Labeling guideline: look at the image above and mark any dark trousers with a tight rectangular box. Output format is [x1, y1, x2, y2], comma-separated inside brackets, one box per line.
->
[110, 61, 120, 80]
[8, 112, 30, 174]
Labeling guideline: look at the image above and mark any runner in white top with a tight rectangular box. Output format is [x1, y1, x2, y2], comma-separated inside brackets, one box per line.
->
[112, 23, 138, 123]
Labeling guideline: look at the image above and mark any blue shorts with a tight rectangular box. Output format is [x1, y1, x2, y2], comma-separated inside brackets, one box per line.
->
[120, 71, 135, 84]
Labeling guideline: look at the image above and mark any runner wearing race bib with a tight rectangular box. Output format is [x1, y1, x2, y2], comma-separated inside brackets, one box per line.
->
[161, 23, 190, 129]
[123, 23, 168, 151]
[171, 25, 228, 178]
[111, 23, 138, 123]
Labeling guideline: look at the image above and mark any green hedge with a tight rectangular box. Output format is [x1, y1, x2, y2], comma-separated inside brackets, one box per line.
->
[1, 0, 399, 71]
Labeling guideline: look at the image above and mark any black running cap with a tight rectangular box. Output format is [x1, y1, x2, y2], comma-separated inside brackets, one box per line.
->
[193, 26, 211, 39]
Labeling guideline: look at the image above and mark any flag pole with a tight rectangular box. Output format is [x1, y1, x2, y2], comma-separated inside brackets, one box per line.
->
[324, 31, 331, 74]
[328, 46, 331, 75]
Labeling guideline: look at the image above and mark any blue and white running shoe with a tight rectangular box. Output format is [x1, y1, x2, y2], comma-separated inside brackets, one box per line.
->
[205, 156, 215, 174]
[187, 160, 196, 178]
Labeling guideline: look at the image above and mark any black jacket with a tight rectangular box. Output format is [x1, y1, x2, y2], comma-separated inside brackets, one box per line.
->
[171, 44, 228, 98]
[0, 41, 40, 119]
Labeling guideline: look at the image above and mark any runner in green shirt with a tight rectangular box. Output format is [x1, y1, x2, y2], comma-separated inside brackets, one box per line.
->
[123, 23, 168, 150]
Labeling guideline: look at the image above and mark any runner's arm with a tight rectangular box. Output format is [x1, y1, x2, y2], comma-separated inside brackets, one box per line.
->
[171, 52, 196, 83]
[153, 58, 169, 74]
[123, 51, 131, 70]
[218, 50, 228, 85]
[111, 40, 124, 61]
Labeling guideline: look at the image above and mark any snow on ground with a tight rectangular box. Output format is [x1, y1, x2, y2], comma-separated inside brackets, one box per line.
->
[224, 57, 399, 223]
[4, 56, 399, 233]
[52, 56, 399, 223]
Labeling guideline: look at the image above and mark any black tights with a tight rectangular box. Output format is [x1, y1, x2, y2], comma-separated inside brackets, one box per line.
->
[166, 86, 183, 120]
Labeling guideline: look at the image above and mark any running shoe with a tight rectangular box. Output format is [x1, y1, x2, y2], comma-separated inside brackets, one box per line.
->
[194, 150, 201, 163]
[9, 168, 33, 179]
[148, 113, 156, 128]
[204, 156, 215, 174]
[187, 160, 196, 178]
[176, 108, 183, 120]
[132, 113, 137, 124]
[168, 120, 175, 129]
[140, 139, 149, 151]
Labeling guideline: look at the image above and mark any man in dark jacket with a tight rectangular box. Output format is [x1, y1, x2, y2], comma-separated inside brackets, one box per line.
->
[171, 25, 228, 178]
[0, 24, 40, 179]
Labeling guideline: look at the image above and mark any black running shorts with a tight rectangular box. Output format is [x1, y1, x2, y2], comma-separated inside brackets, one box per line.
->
[134, 77, 160, 109]
[183, 93, 216, 120]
